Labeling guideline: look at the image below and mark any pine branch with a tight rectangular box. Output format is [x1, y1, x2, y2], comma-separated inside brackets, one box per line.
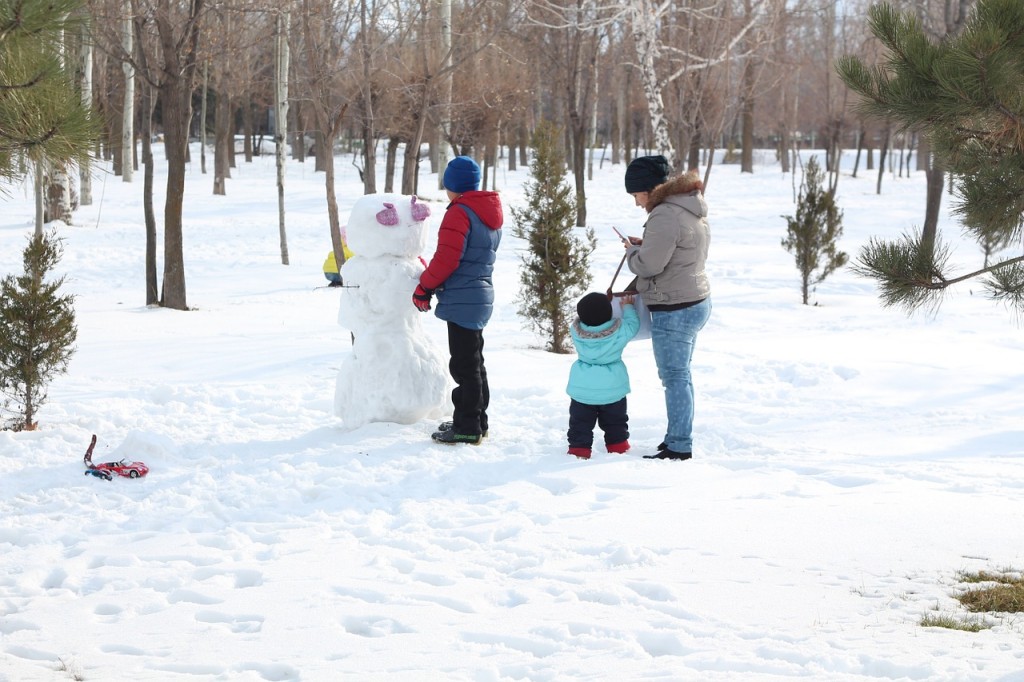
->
[936, 254, 1024, 288]
[983, 261, 1024, 313]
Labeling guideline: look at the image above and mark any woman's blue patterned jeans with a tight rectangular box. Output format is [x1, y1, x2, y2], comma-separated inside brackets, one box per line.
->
[650, 298, 711, 453]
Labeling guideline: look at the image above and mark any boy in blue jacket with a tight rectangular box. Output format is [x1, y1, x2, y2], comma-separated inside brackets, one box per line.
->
[566, 292, 640, 459]
[414, 156, 503, 445]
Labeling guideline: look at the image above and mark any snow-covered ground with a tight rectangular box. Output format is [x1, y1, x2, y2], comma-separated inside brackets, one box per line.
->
[1, 143, 1022, 682]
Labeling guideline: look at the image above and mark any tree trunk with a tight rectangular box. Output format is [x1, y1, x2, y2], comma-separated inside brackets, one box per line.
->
[922, 160, 944, 252]
[519, 123, 528, 168]
[779, 127, 791, 174]
[508, 120, 517, 171]
[740, 58, 754, 174]
[436, 0, 452, 189]
[622, 68, 633, 164]
[228, 104, 236, 170]
[325, 143, 345, 275]
[851, 124, 863, 178]
[570, 116, 587, 226]
[34, 162, 44, 236]
[313, 129, 328, 173]
[155, 0, 204, 311]
[44, 26, 74, 223]
[121, 1, 134, 183]
[200, 60, 208, 174]
[290, 99, 305, 162]
[401, 87, 431, 195]
[141, 82, 158, 305]
[160, 78, 190, 310]
[587, 69, 598, 181]
[213, 89, 229, 195]
[610, 32, 622, 167]
[875, 127, 889, 196]
[688, 124, 701, 171]
[359, 0, 376, 193]
[275, 11, 290, 266]
[385, 137, 399, 192]
[78, 21, 93, 206]
[242, 99, 253, 163]
[43, 163, 74, 225]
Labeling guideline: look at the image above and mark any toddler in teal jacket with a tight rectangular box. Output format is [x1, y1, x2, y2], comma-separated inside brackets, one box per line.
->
[566, 292, 641, 459]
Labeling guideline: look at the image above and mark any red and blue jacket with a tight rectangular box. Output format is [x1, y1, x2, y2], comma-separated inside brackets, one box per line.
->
[420, 191, 503, 330]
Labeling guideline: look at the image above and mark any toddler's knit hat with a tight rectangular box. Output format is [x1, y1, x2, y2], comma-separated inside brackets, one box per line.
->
[577, 292, 613, 327]
[443, 156, 482, 193]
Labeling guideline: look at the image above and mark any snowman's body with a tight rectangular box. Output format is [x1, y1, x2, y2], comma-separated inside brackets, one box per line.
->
[334, 194, 449, 428]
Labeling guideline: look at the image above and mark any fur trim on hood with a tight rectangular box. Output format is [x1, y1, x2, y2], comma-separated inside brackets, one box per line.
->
[645, 170, 704, 212]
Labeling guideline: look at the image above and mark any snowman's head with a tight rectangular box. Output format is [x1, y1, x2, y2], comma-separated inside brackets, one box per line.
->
[346, 193, 432, 259]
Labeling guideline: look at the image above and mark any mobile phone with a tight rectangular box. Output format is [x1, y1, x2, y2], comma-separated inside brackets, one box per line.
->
[612, 226, 629, 243]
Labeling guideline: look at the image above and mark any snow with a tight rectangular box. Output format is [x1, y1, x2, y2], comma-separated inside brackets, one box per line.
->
[1, 144, 1023, 682]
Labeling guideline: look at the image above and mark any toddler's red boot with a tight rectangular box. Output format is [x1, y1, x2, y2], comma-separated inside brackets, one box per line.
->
[567, 447, 592, 460]
[606, 440, 630, 454]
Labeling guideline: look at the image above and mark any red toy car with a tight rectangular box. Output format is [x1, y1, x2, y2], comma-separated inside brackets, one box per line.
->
[83, 434, 149, 479]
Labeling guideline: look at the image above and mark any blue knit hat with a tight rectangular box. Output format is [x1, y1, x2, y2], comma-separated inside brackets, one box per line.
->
[443, 156, 481, 193]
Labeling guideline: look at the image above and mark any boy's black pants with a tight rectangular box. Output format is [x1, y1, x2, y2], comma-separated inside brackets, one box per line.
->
[568, 397, 628, 448]
[448, 322, 489, 436]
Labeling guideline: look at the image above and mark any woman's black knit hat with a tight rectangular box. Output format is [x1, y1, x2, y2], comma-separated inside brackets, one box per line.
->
[624, 155, 671, 193]
[577, 292, 613, 327]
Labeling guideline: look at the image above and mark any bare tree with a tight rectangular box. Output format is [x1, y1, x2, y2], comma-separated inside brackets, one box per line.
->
[436, 0, 453, 189]
[387, 0, 521, 195]
[299, 0, 358, 270]
[152, 0, 205, 310]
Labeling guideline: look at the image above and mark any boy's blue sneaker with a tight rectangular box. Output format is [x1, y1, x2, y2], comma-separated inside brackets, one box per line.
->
[431, 429, 482, 445]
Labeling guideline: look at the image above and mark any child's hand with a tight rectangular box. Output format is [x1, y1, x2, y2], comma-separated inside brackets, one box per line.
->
[620, 294, 635, 305]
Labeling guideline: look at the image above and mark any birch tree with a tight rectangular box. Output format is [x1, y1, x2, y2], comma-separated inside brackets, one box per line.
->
[275, 10, 290, 266]
[41, 22, 78, 225]
[76, 15, 94, 205]
[121, 0, 134, 183]
[527, 0, 776, 171]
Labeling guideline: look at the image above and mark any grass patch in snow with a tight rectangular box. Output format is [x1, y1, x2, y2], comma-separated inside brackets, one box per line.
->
[955, 569, 1024, 613]
[919, 612, 990, 632]
[918, 567, 1024, 633]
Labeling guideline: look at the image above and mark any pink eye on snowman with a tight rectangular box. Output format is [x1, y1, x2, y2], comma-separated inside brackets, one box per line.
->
[376, 203, 399, 226]
[410, 196, 431, 221]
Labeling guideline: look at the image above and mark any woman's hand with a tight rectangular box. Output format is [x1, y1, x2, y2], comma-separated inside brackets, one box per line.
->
[627, 236, 643, 246]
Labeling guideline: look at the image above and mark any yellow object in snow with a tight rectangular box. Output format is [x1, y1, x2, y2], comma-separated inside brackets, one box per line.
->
[323, 242, 354, 274]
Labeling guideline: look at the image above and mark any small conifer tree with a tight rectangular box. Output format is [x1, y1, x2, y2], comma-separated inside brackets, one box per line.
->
[512, 121, 596, 353]
[781, 156, 849, 305]
[0, 232, 77, 431]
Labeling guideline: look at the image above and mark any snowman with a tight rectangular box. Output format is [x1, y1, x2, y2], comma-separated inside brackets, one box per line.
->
[334, 193, 449, 428]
